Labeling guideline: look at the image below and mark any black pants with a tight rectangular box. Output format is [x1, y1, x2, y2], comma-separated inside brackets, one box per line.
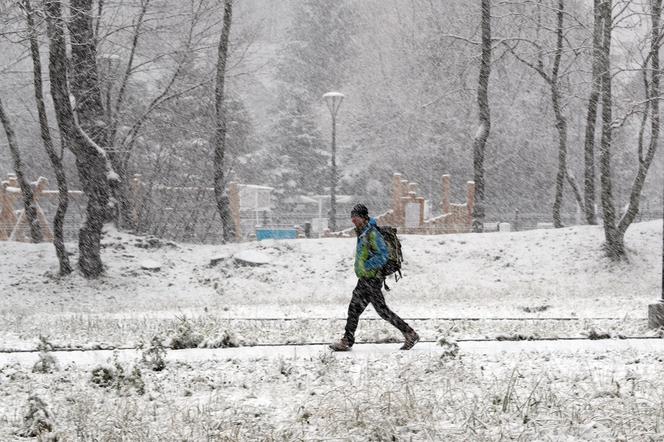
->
[343, 278, 414, 346]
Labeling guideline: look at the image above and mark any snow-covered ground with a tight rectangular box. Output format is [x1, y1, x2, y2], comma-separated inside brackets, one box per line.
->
[0, 220, 662, 440]
[1, 220, 661, 348]
[3, 220, 661, 317]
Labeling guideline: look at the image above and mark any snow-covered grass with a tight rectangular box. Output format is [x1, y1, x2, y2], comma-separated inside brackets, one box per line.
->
[2, 347, 664, 440]
[0, 220, 661, 440]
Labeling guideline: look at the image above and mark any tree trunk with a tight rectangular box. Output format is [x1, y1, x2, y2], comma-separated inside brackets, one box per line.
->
[69, 0, 108, 148]
[45, 0, 114, 278]
[551, 85, 567, 229]
[213, 0, 235, 243]
[551, 0, 567, 228]
[472, 0, 491, 233]
[565, 170, 585, 215]
[69, 0, 117, 275]
[598, 0, 624, 259]
[0, 97, 43, 243]
[583, 0, 602, 225]
[24, 0, 72, 275]
[617, 0, 661, 235]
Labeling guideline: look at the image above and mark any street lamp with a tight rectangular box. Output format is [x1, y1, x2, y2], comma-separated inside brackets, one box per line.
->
[323, 91, 344, 232]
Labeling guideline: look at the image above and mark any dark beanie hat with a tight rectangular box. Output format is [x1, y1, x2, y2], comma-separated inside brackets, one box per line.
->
[350, 203, 369, 219]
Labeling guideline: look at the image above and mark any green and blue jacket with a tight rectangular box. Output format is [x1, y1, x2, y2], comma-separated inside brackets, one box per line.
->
[354, 218, 388, 279]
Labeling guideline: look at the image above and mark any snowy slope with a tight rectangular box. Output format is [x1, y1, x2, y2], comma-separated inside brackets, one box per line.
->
[1, 220, 660, 321]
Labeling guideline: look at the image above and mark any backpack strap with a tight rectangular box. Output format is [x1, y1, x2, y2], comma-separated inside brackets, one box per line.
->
[385, 270, 402, 291]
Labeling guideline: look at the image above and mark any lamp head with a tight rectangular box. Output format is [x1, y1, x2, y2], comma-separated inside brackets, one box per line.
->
[323, 91, 344, 117]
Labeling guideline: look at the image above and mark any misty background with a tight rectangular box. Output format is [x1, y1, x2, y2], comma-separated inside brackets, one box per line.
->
[0, 0, 661, 240]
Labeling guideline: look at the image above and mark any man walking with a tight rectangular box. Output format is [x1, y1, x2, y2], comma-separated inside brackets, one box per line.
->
[330, 204, 419, 351]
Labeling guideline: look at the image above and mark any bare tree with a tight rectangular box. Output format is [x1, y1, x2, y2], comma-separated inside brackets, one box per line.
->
[583, 0, 602, 225]
[598, 0, 621, 258]
[23, 0, 72, 274]
[103, 0, 150, 230]
[597, 0, 663, 259]
[213, 0, 235, 242]
[507, 0, 571, 228]
[472, 0, 491, 232]
[94, 0, 211, 231]
[617, 0, 661, 233]
[45, 0, 118, 277]
[0, 96, 42, 243]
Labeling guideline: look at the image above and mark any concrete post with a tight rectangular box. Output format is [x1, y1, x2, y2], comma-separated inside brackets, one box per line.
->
[648, 303, 664, 329]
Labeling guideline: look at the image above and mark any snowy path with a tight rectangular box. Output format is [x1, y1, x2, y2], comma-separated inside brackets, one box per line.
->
[2, 338, 663, 368]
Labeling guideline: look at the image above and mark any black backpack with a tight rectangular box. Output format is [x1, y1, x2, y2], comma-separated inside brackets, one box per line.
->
[375, 225, 403, 290]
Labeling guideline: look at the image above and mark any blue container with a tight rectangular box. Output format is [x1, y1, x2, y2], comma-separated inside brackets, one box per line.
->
[255, 228, 297, 241]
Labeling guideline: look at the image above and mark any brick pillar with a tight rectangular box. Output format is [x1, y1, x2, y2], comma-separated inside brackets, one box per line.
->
[466, 181, 475, 230]
[0, 181, 14, 240]
[416, 196, 425, 227]
[392, 173, 404, 226]
[441, 174, 450, 215]
[228, 182, 241, 241]
[400, 179, 409, 225]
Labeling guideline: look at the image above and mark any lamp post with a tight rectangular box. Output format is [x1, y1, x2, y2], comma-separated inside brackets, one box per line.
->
[323, 91, 344, 232]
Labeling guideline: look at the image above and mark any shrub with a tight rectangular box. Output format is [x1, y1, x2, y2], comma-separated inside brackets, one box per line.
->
[32, 336, 58, 374]
[90, 354, 146, 395]
[142, 336, 167, 371]
[90, 366, 115, 388]
[169, 316, 204, 349]
[437, 337, 460, 359]
[16, 396, 56, 439]
[202, 330, 240, 348]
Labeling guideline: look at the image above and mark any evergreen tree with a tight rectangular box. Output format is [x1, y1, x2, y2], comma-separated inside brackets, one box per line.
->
[266, 0, 356, 203]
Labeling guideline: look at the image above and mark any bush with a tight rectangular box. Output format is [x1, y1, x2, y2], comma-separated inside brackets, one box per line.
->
[437, 337, 460, 359]
[142, 336, 167, 371]
[90, 366, 115, 388]
[32, 336, 58, 374]
[169, 316, 204, 349]
[90, 354, 145, 395]
[16, 396, 56, 439]
[202, 330, 240, 349]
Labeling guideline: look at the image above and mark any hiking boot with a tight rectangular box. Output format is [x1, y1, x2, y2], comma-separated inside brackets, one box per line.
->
[400, 331, 420, 350]
[329, 337, 352, 352]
